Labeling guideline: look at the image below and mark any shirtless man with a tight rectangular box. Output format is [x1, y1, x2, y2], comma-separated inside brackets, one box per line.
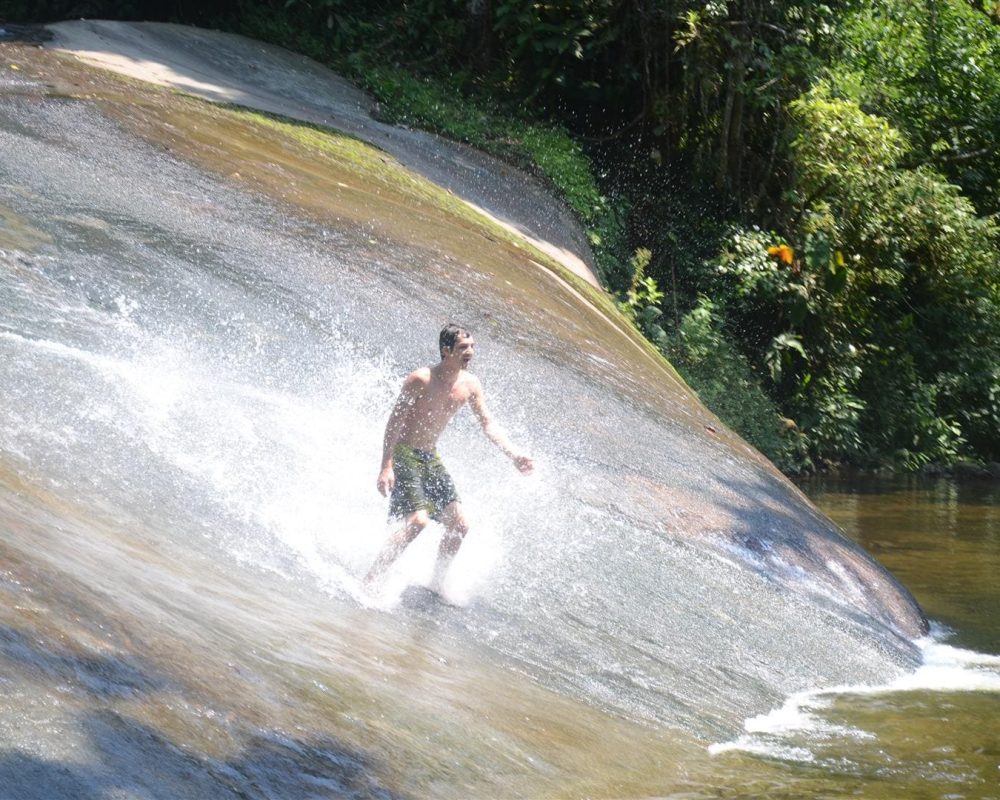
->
[365, 324, 534, 590]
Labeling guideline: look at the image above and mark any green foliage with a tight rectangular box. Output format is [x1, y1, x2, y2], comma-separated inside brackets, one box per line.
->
[618, 248, 668, 349]
[358, 66, 488, 142]
[278, 0, 369, 53]
[518, 126, 604, 223]
[756, 84, 1000, 467]
[491, 0, 612, 97]
[830, 0, 1000, 214]
[379, 0, 469, 63]
[664, 297, 800, 470]
[701, 225, 858, 466]
[229, 1, 341, 62]
[666, 0, 838, 196]
[0, 0, 166, 20]
[789, 85, 906, 191]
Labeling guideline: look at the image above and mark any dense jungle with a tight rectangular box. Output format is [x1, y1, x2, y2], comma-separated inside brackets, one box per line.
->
[8, 0, 1000, 475]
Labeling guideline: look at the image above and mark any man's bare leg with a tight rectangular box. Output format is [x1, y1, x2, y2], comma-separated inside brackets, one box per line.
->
[430, 502, 469, 592]
[364, 509, 429, 587]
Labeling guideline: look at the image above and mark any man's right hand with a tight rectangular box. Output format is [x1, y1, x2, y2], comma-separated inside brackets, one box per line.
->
[512, 454, 535, 475]
[377, 466, 395, 497]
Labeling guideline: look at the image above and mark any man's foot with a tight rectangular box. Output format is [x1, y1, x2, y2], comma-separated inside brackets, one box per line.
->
[400, 584, 460, 608]
[429, 555, 454, 595]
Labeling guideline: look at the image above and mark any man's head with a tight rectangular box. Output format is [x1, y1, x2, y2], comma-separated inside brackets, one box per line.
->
[439, 323, 474, 367]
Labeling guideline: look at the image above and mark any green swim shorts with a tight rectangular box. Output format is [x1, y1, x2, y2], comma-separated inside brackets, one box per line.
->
[388, 443, 459, 521]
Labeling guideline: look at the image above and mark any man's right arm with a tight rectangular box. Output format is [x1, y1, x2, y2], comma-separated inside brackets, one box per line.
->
[376, 372, 421, 496]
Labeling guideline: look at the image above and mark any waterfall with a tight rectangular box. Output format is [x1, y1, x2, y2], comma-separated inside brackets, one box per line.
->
[0, 29, 929, 798]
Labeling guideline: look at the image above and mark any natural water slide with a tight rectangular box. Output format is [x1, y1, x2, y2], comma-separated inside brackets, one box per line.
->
[0, 21, 928, 798]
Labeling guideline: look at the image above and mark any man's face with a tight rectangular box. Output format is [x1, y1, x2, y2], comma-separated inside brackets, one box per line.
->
[446, 335, 475, 368]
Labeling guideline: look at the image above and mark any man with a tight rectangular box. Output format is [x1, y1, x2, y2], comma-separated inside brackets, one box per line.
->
[365, 323, 534, 591]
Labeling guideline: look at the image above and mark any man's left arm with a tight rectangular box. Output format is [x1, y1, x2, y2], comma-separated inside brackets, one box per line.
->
[469, 378, 534, 474]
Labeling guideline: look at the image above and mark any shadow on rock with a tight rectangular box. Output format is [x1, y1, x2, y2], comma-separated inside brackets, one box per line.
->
[0, 709, 407, 800]
[0, 25, 54, 44]
[0, 624, 171, 700]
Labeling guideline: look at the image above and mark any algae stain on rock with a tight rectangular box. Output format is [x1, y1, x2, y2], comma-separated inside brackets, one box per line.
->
[0, 204, 51, 251]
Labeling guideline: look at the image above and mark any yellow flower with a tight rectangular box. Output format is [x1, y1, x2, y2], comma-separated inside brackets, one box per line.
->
[767, 244, 794, 265]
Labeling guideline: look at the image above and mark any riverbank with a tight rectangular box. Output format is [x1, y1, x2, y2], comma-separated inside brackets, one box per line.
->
[800, 461, 1000, 482]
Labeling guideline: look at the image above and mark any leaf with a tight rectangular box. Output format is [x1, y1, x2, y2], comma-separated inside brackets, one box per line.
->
[825, 262, 848, 294]
[640, 305, 663, 324]
[774, 332, 806, 357]
[788, 294, 809, 327]
[804, 233, 831, 272]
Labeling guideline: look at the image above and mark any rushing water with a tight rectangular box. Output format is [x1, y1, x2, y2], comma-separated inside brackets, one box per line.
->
[0, 34, 996, 799]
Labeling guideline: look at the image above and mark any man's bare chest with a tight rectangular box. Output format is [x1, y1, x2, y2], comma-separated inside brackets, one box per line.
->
[427, 382, 469, 408]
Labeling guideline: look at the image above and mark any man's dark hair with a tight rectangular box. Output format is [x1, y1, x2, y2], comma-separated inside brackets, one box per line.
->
[439, 323, 471, 357]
